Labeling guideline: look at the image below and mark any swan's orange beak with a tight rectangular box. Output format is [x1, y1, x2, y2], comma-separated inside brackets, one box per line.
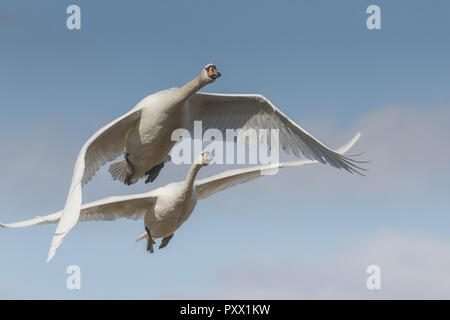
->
[207, 65, 221, 79]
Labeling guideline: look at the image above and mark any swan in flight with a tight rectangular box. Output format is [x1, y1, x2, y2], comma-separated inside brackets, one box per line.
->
[1, 134, 362, 256]
[50, 63, 365, 262]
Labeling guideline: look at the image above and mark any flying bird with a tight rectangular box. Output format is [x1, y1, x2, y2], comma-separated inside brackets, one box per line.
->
[1, 134, 362, 256]
[49, 64, 366, 261]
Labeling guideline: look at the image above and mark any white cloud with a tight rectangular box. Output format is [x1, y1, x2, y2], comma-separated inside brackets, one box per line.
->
[216, 230, 450, 299]
[262, 104, 450, 205]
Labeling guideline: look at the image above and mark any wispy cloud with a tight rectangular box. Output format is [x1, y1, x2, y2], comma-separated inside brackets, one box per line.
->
[215, 230, 450, 299]
[270, 103, 450, 203]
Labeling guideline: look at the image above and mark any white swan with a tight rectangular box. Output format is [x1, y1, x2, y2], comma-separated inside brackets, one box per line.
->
[50, 63, 365, 261]
[1, 134, 361, 256]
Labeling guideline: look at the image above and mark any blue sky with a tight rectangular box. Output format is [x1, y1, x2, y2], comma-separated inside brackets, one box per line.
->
[0, 0, 450, 299]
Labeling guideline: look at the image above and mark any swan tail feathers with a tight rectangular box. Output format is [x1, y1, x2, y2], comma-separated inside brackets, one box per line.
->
[109, 160, 129, 184]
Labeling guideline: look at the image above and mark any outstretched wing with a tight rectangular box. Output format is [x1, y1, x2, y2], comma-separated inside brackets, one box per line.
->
[195, 132, 362, 200]
[194, 159, 317, 200]
[48, 108, 142, 262]
[1, 192, 154, 228]
[188, 93, 366, 174]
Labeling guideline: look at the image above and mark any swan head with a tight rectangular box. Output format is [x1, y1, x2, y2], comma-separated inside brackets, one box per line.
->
[195, 151, 213, 166]
[200, 64, 221, 84]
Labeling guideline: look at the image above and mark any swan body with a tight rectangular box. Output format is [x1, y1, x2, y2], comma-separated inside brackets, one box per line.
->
[145, 181, 197, 240]
[1, 133, 362, 255]
[46, 63, 365, 261]
[122, 88, 186, 184]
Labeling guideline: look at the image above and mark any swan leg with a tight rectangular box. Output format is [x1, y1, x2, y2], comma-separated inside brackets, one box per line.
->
[145, 227, 155, 253]
[144, 162, 165, 184]
[159, 234, 173, 250]
[124, 152, 135, 185]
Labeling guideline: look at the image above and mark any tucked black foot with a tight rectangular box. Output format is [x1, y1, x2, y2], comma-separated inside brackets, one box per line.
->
[159, 234, 174, 250]
[145, 162, 165, 184]
[145, 227, 155, 253]
[124, 152, 135, 185]
[124, 175, 133, 185]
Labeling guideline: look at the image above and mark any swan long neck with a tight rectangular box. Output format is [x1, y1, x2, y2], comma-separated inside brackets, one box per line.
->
[185, 162, 203, 190]
[178, 76, 206, 101]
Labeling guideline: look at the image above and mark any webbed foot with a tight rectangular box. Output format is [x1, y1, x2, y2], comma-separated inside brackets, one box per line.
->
[144, 162, 165, 184]
[145, 227, 156, 253]
[159, 234, 174, 250]
[124, 152, 135, 185]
